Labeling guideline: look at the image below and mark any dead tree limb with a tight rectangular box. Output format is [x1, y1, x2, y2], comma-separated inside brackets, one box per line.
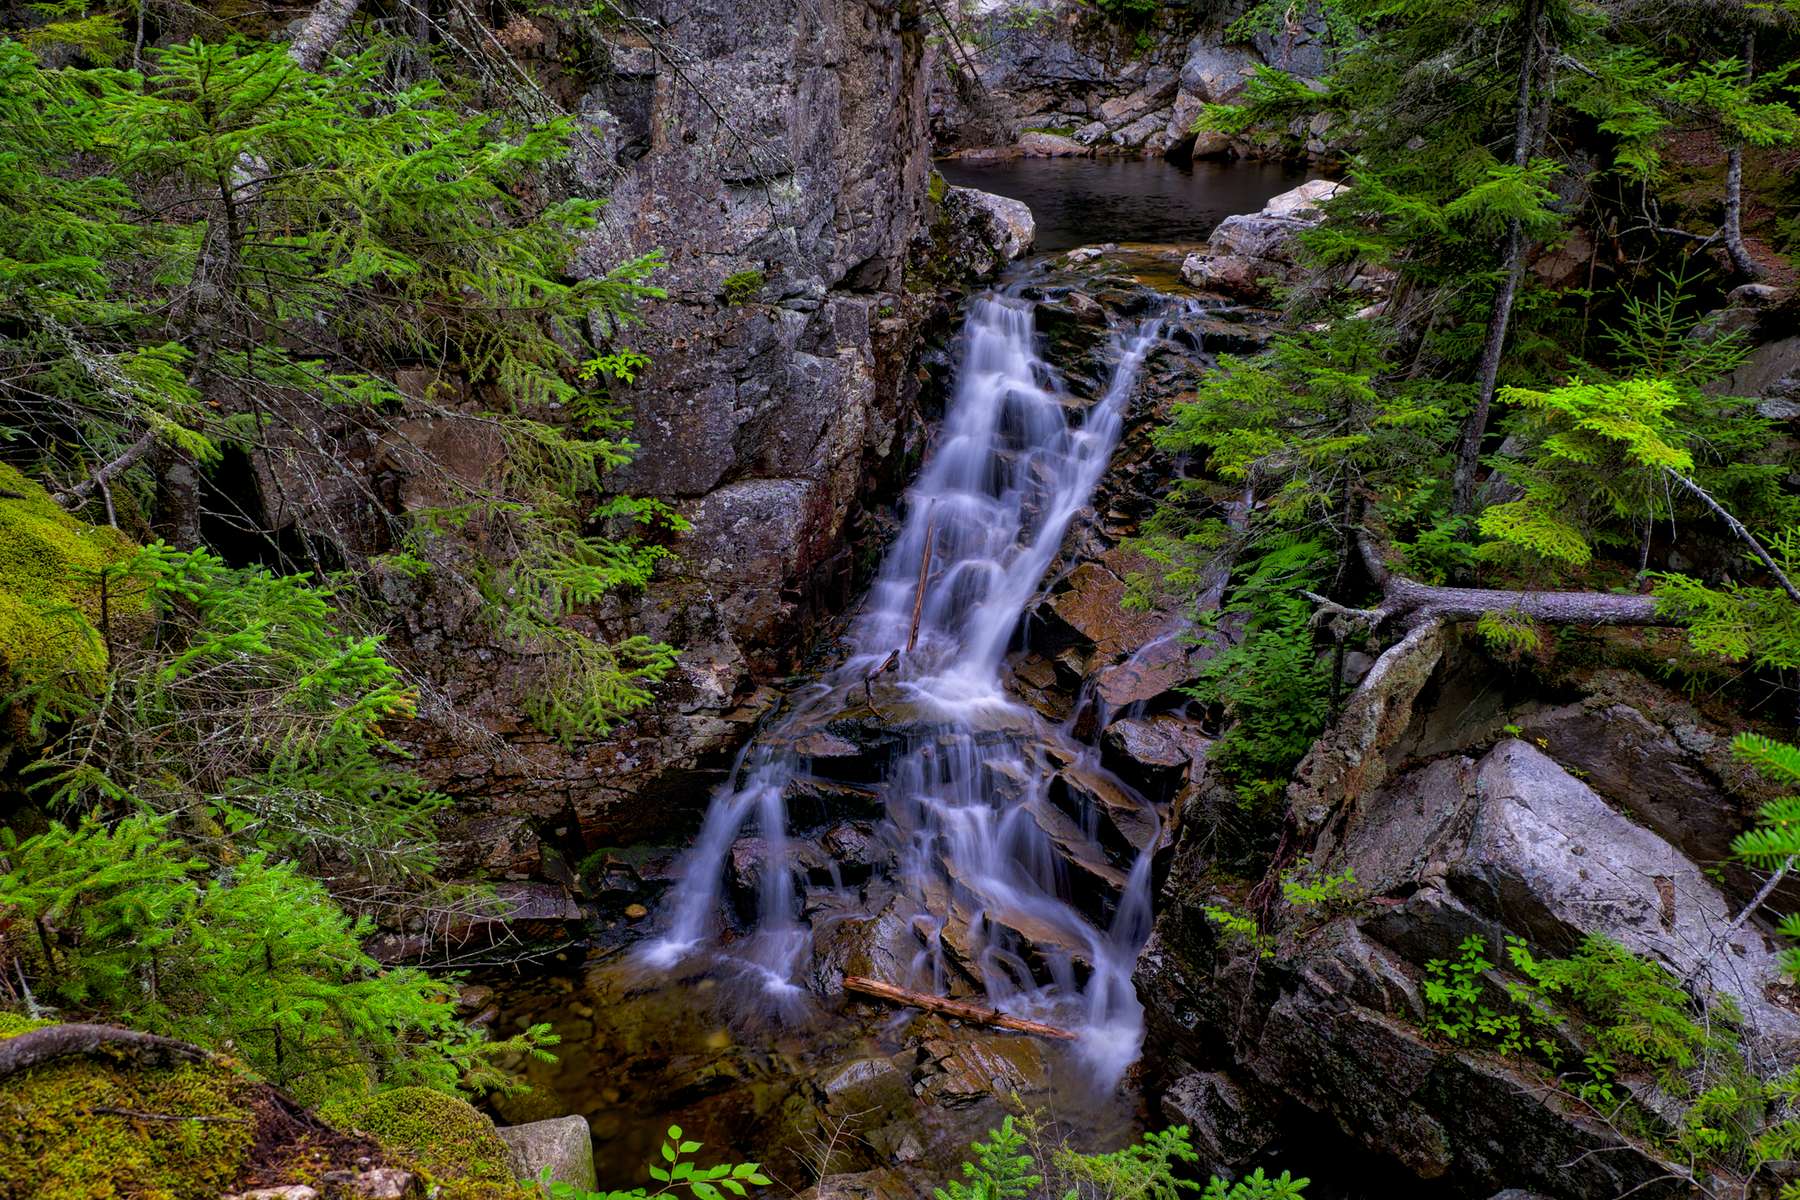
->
[54, 429, 157, 512]
[289, 0, 363, 70]
[1665, 470, 1800, 605]
[842, 976, 1077, 1040]
[0, 1024, 209, 1080]
[1305, 532, 1672, 637]
[906, 506, 938, 655]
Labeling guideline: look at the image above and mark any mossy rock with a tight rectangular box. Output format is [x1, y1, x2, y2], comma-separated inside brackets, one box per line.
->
[322, 1086, 516, 1186]
[0, 1034, 254, 1199]
[0, 462, 137, 685]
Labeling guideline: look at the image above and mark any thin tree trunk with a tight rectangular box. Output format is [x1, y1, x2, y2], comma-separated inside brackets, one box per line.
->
[288, 0, 363, 70]
[1722, 32, 1762, 281]
[1451, 0, 1544, 513]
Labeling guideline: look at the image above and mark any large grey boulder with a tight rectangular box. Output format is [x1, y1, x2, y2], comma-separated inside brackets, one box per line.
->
[1336, 740, 1800, 1054]
[939, 186, 1036, 279]
[498, 1115, 596, 1194]
[1181, 179, 1347, 302]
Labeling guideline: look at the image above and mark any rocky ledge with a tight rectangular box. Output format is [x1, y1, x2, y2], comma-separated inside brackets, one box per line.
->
[1136, 626, 1800, 1198]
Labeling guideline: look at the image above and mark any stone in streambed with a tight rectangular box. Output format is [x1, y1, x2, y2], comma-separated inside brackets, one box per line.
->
[497, 1115, 596, 1194]
[1101, 714, 1213, 800]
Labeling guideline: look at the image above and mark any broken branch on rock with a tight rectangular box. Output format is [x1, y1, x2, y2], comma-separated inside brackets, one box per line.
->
[842, 975, 1077, 1040]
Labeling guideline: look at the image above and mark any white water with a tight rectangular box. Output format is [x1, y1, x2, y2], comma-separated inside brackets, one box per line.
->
[644, 293, 1168, 1085]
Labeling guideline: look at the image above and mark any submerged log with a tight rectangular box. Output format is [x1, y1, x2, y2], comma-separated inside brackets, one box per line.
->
[841, 975, 1078, 1040]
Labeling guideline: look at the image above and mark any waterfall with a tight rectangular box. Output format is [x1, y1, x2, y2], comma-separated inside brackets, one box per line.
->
[644, 291, 1168, 1086]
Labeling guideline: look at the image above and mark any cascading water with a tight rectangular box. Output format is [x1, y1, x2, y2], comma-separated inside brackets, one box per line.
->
[645, 290, 1171, 1086]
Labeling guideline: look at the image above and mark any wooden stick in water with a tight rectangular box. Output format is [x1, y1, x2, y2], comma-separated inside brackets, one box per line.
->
[841, 975, 1078, 1040]
[906, 506, 937, 655]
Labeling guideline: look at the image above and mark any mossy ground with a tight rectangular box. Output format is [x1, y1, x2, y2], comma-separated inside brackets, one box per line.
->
[321, 1085, 521, 1190]
[0, 1041, 255, 1199]
[0, 462, 137, 685]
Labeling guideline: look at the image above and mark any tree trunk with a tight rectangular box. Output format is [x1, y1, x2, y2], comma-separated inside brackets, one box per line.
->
[1722, 32, 1762, 281]
[1451, 0, 1545, 514]
[288, 0, 363, 70]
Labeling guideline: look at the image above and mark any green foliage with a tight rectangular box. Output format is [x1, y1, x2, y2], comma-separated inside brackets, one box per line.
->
[936, 1115, 1042, 1200]
[12, 543, 449, 882]
[720, 269, 766, 305]
[940, 1117, 1308, 1200]
[0, 814, 557, 1106]
[1182, 596, 1331, 811]
[540, 1124, 770, 1200]
[1484, 275, 1784, 577]
[1279, 861, 1356, 907]
[1198, 1172, 1310, 1200]
[0, 26, 676, 747]
[1204, 902, 1273, 960]
[1054, 1126, 1200, 1200]
[1725, 734, 1800, 979]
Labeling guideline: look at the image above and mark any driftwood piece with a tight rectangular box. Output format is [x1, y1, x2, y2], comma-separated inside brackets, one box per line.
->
[842, 975, 1077, 1040]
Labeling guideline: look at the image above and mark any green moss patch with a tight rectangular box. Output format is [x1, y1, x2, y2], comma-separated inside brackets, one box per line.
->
[322, 1086, 515, 1185]
[0, 1043, 255, 1199]
[0, 462, 137, 684]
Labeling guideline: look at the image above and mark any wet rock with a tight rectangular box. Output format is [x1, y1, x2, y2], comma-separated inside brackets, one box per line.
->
[818, 1055, 913, 1119]
[918, 1035, 1050, 1107]
[806, 1170, 912, 1200]
[939, 186, 1037, 280]
[1101, 714, 1212, 801]
[1160, 1071, 1279, 1169]
[811, 894, 927, 993]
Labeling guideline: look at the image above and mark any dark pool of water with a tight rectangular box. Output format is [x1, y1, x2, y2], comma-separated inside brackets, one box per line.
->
[938, 156, 1317, 252]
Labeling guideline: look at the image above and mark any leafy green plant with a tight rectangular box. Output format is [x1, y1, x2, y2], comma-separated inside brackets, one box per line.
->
[12, 543, 448, 885]
[545, 1125, 771, 1200]
[939, 1117, 1307, 1200]
[720, 269, 765, 305]
[0, 27, 677, 747]
[1204, 903, 1273, 960]
[1055, 1126, 1201, 1200]
[1280, 862, 1357, 908]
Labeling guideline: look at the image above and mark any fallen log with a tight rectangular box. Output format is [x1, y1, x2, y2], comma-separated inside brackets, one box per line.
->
[841, 975, 1078, 1040]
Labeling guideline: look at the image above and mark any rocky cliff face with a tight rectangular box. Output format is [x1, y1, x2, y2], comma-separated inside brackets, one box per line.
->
[380, 2, 940, 879]
[1134, 626, 1800, 1197]
[928, 2, 1331, 160]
